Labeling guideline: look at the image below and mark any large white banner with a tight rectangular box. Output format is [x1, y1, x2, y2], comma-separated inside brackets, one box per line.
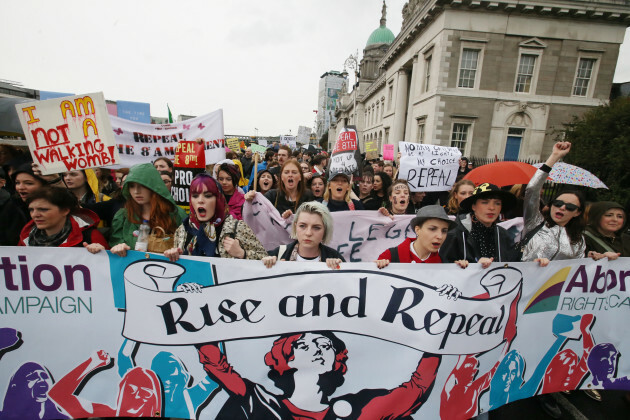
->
[242, 195, 523, 261]
[15, 92, 120, 175]
[110, 109, 225, 168]
[1, 247, 629, 419]
[398, 142, 461, 192]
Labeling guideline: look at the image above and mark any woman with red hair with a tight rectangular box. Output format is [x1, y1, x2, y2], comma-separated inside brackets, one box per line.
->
[108, 163, 187, 256]
[197, 331, 441, 419]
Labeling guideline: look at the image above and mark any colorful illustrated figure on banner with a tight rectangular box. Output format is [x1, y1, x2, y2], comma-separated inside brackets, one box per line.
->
[1, 247, 629, 419]
[329, 126, 361, 177]
[398, 142, 462, 192]
[15, 92, 119, 175]
[109, 109, 225, 168]
[171, 141, 206, 208]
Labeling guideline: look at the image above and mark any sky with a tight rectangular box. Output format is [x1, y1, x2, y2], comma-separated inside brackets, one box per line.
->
[2, 0, 629, 137]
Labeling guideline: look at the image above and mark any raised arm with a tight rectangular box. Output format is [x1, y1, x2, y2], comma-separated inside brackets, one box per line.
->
[358, 353, 441, 419]
[48, 351, 115, 418]
[197, 343, 248, 397]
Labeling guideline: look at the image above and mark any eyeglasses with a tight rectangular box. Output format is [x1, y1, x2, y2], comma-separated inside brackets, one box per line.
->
[551, 200, 580, 212]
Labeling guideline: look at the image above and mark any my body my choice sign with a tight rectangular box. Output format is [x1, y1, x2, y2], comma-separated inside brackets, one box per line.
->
[398, 142, 461, 192]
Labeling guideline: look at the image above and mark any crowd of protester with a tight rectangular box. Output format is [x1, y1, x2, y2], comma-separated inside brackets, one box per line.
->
[1, 140, 629, 416]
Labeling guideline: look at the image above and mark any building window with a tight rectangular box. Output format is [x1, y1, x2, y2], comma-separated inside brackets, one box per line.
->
[457, 49, 480, 88]
[417, 122, 425, 143]
[381, 99, 385, 119]
[424, 55, 432, 92]
[450, 123, 471, 154]
[515, 54, 537, 93]
[573, 57, 597, 97]
[388, 85, 393, 110]
[376, 102, 380, 122]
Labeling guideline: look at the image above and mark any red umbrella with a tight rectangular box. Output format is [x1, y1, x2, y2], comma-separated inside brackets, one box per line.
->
[463, 161, 537, 187]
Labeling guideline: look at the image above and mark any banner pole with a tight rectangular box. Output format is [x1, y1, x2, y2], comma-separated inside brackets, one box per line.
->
[253, 153, 259, 191]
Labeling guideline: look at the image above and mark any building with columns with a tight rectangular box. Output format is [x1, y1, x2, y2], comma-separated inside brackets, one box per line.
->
[334, 0, 630, 161]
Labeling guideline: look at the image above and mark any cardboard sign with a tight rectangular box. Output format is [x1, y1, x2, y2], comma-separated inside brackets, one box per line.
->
[226, 137, 240, 152]
[15, 92, 119, 175]
[172, 141, 206, 207]
[398, 142, 461, 192]
[383, 143, 395, 161]
[329, 127, 360, 176]
[365, 141, 379, 160]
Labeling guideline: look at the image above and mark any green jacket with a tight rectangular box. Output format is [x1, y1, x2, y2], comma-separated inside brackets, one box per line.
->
[110, 163, 187, 248]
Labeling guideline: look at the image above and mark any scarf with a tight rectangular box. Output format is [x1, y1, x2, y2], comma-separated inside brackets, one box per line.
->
[470, 215, 496, 258]
[289, 243, 321, 261]
[183, 217, 219, 257]
[28, 218, 73, 247]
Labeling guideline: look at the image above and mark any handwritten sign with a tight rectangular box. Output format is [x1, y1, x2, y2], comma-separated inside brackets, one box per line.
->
[280, 135, 297, 149]
[250, 143, 267, 158]
[398, 142, 461, 192]
[329, 127, 359, 176]
[16, 92, 119, 175]
[226, 137, 240, 152]
[172, 141, 206, 208]
[383, 144, 395, 161]
[365, 141, 378, 160]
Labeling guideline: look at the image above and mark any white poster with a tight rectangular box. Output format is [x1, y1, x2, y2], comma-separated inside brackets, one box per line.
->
[398, 142, 461, 192]
[15, 92, 120, 175]
[110, 109, 225, 168]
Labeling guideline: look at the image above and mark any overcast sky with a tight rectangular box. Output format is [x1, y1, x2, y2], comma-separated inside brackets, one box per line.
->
[3, 0, 629, 137]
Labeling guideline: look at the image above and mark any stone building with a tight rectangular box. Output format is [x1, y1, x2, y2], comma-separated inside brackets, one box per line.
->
[334, 0, 630, 161]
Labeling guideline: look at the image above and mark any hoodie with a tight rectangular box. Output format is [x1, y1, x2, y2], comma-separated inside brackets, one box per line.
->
[110, 163, 186, 248]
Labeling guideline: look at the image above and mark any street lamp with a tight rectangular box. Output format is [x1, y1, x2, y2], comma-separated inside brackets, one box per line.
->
[254, 128, 259, 139]
[343, 50, 359, 127]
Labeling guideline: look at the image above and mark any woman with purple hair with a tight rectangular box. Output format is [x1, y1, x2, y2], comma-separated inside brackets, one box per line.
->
[164, 173, 266, 261]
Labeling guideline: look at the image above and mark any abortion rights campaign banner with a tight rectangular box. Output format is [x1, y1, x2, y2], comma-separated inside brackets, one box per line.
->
[1, 247, 629, 419]
[110, 109, 224, 168]
[15, 92, 120, 175]
[398, 142, 461, 192]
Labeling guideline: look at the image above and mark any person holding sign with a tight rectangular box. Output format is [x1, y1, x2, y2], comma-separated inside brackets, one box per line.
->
[108, 164, 186, 256]
[439, 184, 519, 268]
[323, 170, 364, 212]
[375, 205, 459, 266]
[164, 174, 266, 261]
[18, 187, 108, 250]
[262, 201, 343, 269]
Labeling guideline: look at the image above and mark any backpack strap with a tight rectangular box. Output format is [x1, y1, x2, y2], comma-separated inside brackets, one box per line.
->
[82, 227, 96, 245]
[228, 219, 240, 239]
[584, 230, 616, 254]
[388, 246, 400, 263]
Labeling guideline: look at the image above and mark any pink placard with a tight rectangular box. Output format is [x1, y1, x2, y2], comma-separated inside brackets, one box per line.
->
[383, 144, 395, 161]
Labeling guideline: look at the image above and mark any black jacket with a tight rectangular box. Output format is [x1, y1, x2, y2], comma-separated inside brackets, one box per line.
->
[439, 214, 519, 263]
[268, 240, 345, 261]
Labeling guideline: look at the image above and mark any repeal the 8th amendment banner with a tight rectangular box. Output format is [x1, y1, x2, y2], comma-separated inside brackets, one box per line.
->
[0, 247, 629, 419]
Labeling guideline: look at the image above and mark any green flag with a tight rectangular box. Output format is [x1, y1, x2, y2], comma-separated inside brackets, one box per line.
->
[167, 104, 173, 123]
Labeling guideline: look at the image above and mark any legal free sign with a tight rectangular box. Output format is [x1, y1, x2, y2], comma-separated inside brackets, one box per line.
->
[16, 92, 119, 175]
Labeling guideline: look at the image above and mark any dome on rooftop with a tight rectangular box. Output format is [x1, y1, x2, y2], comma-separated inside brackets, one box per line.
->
[366, 25, 395, 46]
